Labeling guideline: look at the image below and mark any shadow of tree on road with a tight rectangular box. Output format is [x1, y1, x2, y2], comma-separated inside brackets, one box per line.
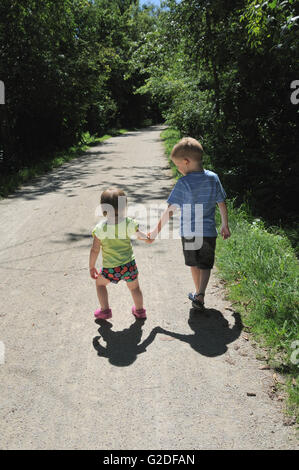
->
[156, 309, 243, 357]
[5, 125, 167, 202]
[92, 318, 159, 367]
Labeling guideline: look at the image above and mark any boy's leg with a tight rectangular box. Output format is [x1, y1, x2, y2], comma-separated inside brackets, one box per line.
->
[184, 236, 215, 307]
[96, 275, 111, 310]
[190, 267, 211, 299]
[197, 268, 211, 301]
[194, 237, 215, 302]
[126, 279, 143, 310]
[190, 266, 201, 293]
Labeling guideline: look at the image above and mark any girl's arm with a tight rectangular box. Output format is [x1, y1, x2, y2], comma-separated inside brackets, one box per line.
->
[217, 201, 231, 239]
[89, 236, 101, 278]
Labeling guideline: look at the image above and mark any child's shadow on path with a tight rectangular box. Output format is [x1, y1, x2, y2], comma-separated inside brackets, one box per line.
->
[156, 309, 243, 357]
[92, 309, 243, 366]
[92, 319, 158, 367]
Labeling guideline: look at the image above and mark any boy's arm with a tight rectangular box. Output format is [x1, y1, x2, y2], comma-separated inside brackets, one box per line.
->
[89, 236, 101, 278]
[217, 201, 231, 239]
[148, 204, 177, 240]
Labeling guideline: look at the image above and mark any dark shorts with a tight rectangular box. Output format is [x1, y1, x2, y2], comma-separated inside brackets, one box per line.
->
[181, 236, 217, 270]
[100, 260, 138, 284]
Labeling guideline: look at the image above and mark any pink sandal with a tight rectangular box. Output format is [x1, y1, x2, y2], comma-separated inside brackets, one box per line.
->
[94, 308, 112, 320]
[132, 306, 147, 319]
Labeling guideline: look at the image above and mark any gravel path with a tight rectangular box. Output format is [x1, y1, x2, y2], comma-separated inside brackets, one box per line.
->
[0, 125, 297, 449]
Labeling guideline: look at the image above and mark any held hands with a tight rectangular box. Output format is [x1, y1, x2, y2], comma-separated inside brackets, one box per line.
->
[220, 225, 231, 240]
[146, 232, 155, 244]
[136, 230, 155, 243]
[144, 233, 154, 244]
[90, 267, 99, 279]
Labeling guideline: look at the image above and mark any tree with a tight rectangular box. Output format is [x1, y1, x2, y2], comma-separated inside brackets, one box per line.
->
[134, 0, 298, 225]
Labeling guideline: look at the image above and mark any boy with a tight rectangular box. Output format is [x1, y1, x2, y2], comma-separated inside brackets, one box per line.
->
[148, 137, 231, 311]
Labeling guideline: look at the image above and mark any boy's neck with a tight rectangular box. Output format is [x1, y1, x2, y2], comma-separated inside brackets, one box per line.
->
[185, 165, 203, 174]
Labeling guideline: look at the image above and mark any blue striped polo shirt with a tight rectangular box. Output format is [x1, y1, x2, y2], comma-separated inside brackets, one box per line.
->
[167, 170, 226, 237]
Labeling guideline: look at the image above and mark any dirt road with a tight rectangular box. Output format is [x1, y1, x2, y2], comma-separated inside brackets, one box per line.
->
[0, 126, 297, 449]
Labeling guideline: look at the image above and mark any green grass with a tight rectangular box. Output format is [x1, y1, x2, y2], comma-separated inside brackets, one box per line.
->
[0, 128, 128, 198]
[216, 203, 299, 418]
[160, 128, 181, 179]
[161, 127, 299, 421]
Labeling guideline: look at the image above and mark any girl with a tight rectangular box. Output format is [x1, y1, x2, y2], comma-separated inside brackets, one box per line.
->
[89, 188, 150, 320]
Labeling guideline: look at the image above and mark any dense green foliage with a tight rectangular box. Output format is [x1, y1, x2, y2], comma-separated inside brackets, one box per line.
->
[1, 1, 297, 227]
[134, 0, 298, 231]
[161, 128, 299, 419]
[0, 0, 160, 178]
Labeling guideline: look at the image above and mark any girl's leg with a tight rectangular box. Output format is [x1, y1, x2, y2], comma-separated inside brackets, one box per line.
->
[96, 275, 111, 310]
[126, 279, 143, 310]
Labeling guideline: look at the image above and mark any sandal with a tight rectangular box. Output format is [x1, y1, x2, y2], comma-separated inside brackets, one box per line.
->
[132, 306, 147, 319]
[191, 293, 205, 311]
[94, 308, 112, 320]
[188, 292, 197, 301]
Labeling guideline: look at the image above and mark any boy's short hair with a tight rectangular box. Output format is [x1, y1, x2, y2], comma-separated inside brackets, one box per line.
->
[101, 188, 126, 216]
[171, 137, 203, 161]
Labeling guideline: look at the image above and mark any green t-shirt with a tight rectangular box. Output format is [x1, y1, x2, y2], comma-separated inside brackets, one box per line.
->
[92, 217, 139, 268]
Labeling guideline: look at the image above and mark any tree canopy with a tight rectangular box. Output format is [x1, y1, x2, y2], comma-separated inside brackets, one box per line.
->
[0, 0, 298, 228]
